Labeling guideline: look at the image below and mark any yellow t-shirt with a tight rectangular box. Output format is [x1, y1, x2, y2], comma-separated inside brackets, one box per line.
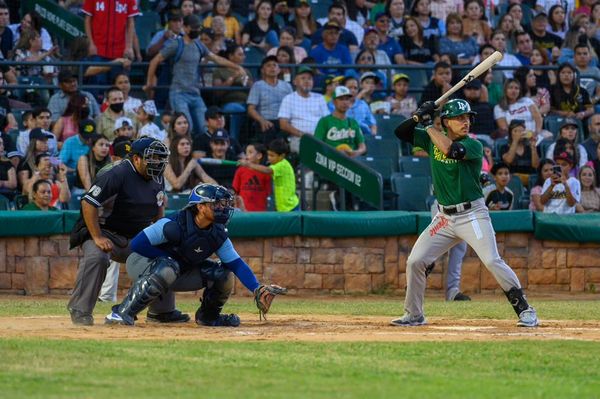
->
[203, 16, 240, 40]
[270, 158, 299, 212]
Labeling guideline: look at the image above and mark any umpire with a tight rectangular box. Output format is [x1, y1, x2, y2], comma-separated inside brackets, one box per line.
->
[67, 137, 188, 325]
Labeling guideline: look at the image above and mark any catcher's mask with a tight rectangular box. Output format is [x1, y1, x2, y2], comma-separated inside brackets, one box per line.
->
[130, 137, 170, 184]
[186, 183, 235, 225]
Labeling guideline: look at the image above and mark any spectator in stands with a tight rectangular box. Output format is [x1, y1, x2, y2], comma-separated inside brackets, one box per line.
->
[12, 29, 59, 80]
[576, 0, 595, 17]
[147, 10, 184, 58]
[462, 79, 496, 139]
[146, 15, 246, 137]
[203, 0, 241, 44]
[275, 46, 295, 83]
[273, 0, 294, 28]
[20, 180, 57, 211]
[529, 159, 555, 211]
[558, 18, 598, 66]
[500, 119, 540, 185]
[0, 70, 16, 130]
[462, 0, 491, 45]
[266, 26, 308, 62]
[247, 55, 293, 144]
[210, 16, 232, 53]
[373, 11, 406, 65]
[9, 11, 53, 51]
[494, 78, 543, 138]
[592, 3, 600, 41]
[573, 44, 600, 104]
[114, 117, 135, 141]
[488, 30, 523, 79]
[386, 0, 406, 41]
[430, 0, 463, 23]
[333, 76, 377, 136]
[323, 75, 343, 103]
[547, 5, 568, 40]
[515, 66, 551, 118]
[0, 135, 16, 199]
[411, 0, 445, 38]
[507, 3, 528, 34]
[60, 119, 96, 172]
[515, 31, 535, 65]
[420, 61, 453, 105]
[353, 50, 386, 87]
[137, 100, 164, 142]
[238, 138, 299, 211]
[82, 0, 138, 83]
[232, 142, 272, 211]
[113, 73, 142, 115]
[212, 44, 253, 141]
[164, 135, 216, 193]
[242, 0, 279, 51]
[385, 73, 417, 118]
[545, 118, 589, 169]
[0, 2, 13, 60]
[498, 13, 518, 54]
[530, 44, 556, 89]
[23, 152, 70, 207]
[179, 0, 195, 17]
[550, 62, 594, 120]
[309, 21, 353, 78]
[20, 107, 59, 157]
[438, 13, 478, 65]
[361, 26, 393, 70]
[165, 112, 192, 148]
[291, 0, 320, 51]
[48, 70, 100, 123]
[483, 162, 514, 210]
[199, 130, 238, 188]
[96, 87, 139, 141]
[583, 113, 600, 161]
[400, 16, 438, 65]
[576, 165, 600, 212]
[15, 111, 32, 154]
[52, 93, 90, 144]
[192, 106, 243, 159]
[277, 66, 330, 154]
[529, 10, 563, 55]
[591, 142, 600, 186]
[312, 3, 359, 52]
[75, 134, 111, 192]
[358, 72, 383, 108]
[541, 151, 581, 214]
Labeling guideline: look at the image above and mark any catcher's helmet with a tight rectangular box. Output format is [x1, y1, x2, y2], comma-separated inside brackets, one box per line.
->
[186, 183, 235, 224]
[440, 99, 477, 119]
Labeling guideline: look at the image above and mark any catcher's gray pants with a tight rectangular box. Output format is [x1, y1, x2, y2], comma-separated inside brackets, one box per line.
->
[126, 253, 233, 314]
[68, 237, 131, 315]
[98, 261, 120, 302]
[405, 198, 521, 317]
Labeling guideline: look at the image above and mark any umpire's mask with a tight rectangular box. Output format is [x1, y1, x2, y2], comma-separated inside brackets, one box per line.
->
[132, 138, 170, 184]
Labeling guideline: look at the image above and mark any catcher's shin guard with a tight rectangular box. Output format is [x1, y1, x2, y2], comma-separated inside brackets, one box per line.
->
[195, 271, 234, 324]
[117, 258, 180, 325]
[504, 287, 530, 317]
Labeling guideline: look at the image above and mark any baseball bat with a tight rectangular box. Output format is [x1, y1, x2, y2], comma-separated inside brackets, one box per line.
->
[198, 158, 239, 166]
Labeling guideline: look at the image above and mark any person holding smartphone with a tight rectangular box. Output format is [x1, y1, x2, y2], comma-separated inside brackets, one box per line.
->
[540, 151, 581, 214]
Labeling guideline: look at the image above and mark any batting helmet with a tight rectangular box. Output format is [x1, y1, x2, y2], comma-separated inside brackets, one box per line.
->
[186, 183, 235, 225]
[440, 99, 477, 119]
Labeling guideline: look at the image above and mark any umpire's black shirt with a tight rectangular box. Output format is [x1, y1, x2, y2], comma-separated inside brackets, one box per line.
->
[82, 159, 164, 238]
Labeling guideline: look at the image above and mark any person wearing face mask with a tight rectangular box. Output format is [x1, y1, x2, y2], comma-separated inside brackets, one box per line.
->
[95, 86, 139, 141]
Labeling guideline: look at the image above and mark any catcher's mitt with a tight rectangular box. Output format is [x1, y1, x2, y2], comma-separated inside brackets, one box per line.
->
[254, 284, 287, 320]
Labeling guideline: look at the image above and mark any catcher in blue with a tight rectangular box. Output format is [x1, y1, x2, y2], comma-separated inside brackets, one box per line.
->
[105, 183, 286, 326]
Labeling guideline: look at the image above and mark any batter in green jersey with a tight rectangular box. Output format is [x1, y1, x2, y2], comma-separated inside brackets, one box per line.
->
[390, 99, 539, 328]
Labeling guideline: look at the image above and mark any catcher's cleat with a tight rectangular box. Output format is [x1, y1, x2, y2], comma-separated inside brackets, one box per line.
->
[69, 308, 94, 326]
[390, 313, 427, 327]
[196, 312, 240, 327]
[517, 307, 539, 327]
[453, 292, 471, 301]
[146, 310, 190, 323]
[105, 311, 131, 326]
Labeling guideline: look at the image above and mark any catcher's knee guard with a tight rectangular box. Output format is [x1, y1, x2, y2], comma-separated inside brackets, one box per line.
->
[504, 287, 530, 316]
[117, 257, 180, 325]
[195, 271, 234, 324]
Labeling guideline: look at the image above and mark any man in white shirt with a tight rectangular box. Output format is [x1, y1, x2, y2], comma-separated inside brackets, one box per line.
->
[278, 66, 330, 154]
[541, 151, 581, 214]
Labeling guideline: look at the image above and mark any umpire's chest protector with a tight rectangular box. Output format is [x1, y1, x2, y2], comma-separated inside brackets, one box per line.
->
[159, 210, 228, 268]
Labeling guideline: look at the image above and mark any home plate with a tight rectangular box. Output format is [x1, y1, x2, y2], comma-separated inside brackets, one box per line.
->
[430, 326, 497, 331]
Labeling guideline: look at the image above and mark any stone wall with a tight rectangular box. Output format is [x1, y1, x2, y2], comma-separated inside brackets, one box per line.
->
[1, 233, 600, 295]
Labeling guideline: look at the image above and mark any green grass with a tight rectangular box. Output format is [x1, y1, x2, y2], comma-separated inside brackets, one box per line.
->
[1, 296, 599, 398]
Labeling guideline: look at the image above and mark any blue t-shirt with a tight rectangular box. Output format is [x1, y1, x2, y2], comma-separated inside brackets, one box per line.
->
[309, 43, 353, 76]
[59, 135, 90, 170]
[378, 37, 404, 63]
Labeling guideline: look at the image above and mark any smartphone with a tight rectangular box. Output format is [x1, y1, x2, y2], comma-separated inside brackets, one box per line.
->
[552, 165, 562, 175]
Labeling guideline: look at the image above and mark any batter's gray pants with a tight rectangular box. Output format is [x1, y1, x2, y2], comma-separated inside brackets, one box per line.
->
[68, 237, 131, 315]
[125, 253, 234, 314]
[405, 198, 521, 317]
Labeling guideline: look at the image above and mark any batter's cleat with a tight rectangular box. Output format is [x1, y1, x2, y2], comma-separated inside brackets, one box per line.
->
[453, 292, 471, 301]
[390, 313, 427, 327]
[196, 313, 241, 327]
[146, 309, 190, 324]
[69, 308, 94, 326]
[517, 307, 539, 327]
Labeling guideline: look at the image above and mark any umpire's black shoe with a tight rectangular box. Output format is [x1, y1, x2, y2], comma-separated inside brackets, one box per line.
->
[69, 308, 94, 326]
[196, 312, 241, 327]
[453, 292, 471, 301]
[146, 309, 190, 323]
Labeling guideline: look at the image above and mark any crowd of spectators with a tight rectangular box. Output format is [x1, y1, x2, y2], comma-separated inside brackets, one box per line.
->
[0, 0, 600, 213]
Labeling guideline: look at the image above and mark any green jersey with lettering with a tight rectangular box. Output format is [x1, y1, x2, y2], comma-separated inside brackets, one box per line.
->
[314, 115, 365, 149]
[414, 127, 483, 206]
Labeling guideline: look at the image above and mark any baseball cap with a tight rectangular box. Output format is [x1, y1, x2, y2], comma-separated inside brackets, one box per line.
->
[79, 118, 97, 136]
[554, 151, 574, 164]
[324, 75, 336, 85]
[374, 12, 389, 21]
[560, 118, 578, 129]
[141, 100, 158, 116]
[364, 26, 378, 36]
[392, 73, 410, 84]
[58, 69, 77, 83]
[260, 55, 279, 68]
[296, 0, 310, 6]
[296, 65, 314, 76]
[323, 21, 342, 31]
[114, 116, 134, 130]
[113, 139, 132, 159]
[333, 86, 352, 99]
[360, 71, 380, 83]
[210, 129, 229, 142]
[29, 128, 53, 141]
[205, 106, 223, 120]
[183, 14, 202, 29]
[332, 75, 345, 84]
[167, 10, 183, 20]
[464, 79, 482, 89]
[533, 10, 548, 19]
[7, 151, 23, 159]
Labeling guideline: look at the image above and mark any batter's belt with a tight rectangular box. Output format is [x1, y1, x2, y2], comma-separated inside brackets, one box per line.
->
[438, 201, 473, 215]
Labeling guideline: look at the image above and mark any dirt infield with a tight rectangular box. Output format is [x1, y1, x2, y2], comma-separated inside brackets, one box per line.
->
[2, 314, 600, 342]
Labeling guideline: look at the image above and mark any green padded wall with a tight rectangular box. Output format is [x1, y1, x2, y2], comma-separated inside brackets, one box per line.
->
[0, 211, 63, 237]
[302, 211, 416, 237]
[227, 212, 302, 237]
[535, 213, 600, 243]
